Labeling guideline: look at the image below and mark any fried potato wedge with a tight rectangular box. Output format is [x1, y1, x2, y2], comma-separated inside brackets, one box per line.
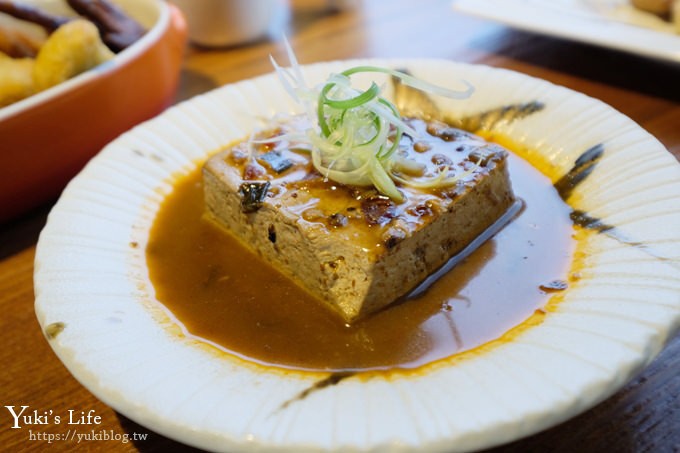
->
[0, 52, 35, 107]
[33, 19, 113, 91]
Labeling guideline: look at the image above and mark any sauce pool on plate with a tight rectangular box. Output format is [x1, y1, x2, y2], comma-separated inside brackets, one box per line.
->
[146, 144, 575, 372]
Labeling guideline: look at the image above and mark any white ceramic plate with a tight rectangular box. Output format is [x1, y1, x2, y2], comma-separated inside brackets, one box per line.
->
[34, 59, 680, 452]
[453, 0, 680, 63]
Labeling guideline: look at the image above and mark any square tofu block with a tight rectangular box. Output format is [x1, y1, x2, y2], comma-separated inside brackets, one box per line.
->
[203, 117, 515, 322]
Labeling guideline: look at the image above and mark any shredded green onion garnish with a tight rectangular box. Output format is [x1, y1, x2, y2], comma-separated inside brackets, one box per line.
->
[270, 39, 475, 202]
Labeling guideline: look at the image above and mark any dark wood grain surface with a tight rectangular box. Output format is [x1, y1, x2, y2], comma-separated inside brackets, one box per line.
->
[2, 0, 679, 451]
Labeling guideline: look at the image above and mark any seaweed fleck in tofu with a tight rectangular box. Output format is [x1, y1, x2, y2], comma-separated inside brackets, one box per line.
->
[203, 117, 515, 322]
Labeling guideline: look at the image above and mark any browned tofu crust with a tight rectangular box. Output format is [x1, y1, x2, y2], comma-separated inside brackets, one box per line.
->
[203, 117, 515, 322]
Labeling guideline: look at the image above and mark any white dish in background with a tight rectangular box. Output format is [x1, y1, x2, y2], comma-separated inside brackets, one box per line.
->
[34, 59, 680, 452]
[453, 0, 680, 63]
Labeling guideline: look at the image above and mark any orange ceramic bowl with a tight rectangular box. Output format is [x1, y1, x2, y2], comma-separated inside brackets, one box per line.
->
[0, 0, 187, 223]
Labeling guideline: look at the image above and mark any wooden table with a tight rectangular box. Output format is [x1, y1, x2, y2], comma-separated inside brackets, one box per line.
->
[2, 0, 679, 451]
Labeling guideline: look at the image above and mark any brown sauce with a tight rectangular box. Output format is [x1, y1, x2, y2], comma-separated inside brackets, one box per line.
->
[146, 146, 575, 372]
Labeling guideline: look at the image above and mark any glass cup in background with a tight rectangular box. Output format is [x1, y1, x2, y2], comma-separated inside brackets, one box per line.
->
[168, 0, 287, 47]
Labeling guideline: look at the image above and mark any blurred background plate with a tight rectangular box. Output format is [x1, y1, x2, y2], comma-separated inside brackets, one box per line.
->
[453, 0, 680, 63]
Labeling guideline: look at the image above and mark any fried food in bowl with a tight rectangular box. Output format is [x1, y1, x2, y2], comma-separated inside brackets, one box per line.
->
[0, 0, 187, 222]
